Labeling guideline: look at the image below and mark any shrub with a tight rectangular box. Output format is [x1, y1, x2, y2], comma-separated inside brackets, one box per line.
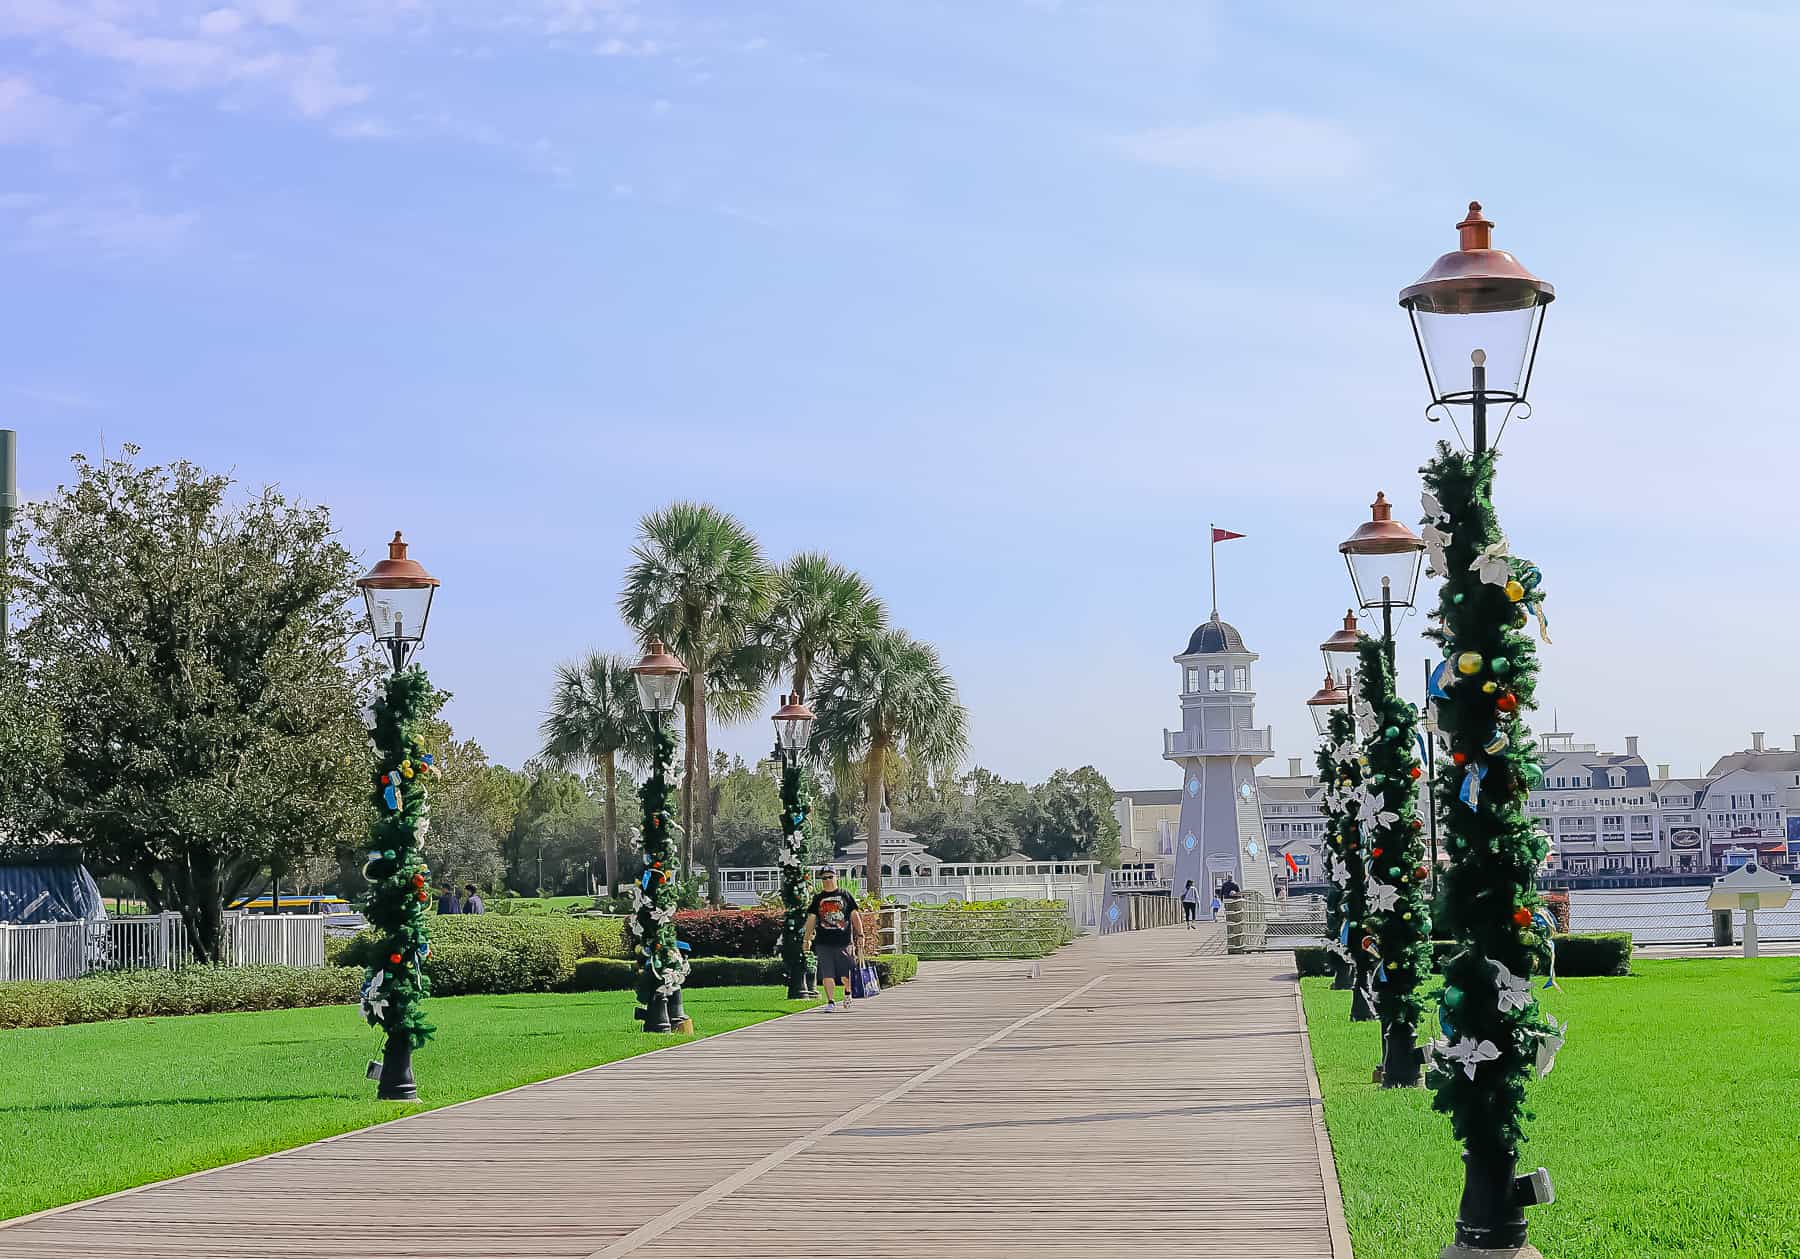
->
[338, 914, 629, 977]
[909, 901, 1076, 959]
[1293, 932, 1631, 983]
[873, 954, 918, 986]
[672, 908, 781, 958]
[0, 965, 361, 1030]
[569, 958, 637, 991]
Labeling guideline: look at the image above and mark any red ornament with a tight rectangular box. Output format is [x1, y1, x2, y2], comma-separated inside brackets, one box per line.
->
[416, 890, 428, 902]
[1415, 865, 1429, 881]
[1409, 765, 1422, 780]
[1511, 907, 1532, 928]
[1372, 848, 1384, 859]
[1452, 751, 1468, 766]
[388, 952, 403, 964]
[411, 874, 425, 888]
[1497, 692, 1519, 713]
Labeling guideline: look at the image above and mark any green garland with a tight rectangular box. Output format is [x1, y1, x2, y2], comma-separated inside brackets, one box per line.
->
[359, 668, 442, 1051]
[1318, 705, 1373, 1005]
[629, 720, 689, 1016]
[1316, 707, 1354, 986]
[1421, 442, 1560, 1155]
[1354, 636, 1431, 1044]
[778, 760, 813, 996]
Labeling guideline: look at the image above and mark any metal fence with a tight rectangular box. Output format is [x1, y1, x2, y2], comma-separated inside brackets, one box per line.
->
[1224, 893, 1328, 954]
[1568, 887, 1800, 946]
[0, 912, 324, 981]
[908, 904, 1078, 959]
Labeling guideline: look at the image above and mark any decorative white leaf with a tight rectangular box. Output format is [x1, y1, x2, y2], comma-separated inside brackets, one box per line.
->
[1491, 958, 1534, 1013]
[1436, 1036, 1501, 1080]
[1534, 1018, 1568, 1079]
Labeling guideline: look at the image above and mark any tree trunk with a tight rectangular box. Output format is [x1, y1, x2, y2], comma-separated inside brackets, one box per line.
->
[681, 698, 697, 874]
[691, 668, 720, 905]
[792, 657, 810, 706]
[864, 740, 886, 902]
[602, 752, 618, 896]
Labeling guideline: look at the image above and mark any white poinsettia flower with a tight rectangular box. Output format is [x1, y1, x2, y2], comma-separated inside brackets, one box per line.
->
[1491, 959, 1534, 1013]
[1422, 489, 1450, 523]
[1471, 540, 1512, 586]
[1367, 882, 1398, 913]
[1436, 1036, 1501, 1080]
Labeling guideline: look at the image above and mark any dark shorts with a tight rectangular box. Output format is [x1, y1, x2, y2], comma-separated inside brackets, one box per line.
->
[813, 942, 857, 982]
[1182, 900, 1197, 921]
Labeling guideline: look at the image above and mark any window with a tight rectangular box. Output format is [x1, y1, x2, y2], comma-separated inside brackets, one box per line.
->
[1208, 668, 1226, 692]
[1185, 666, 1200, 693]
[1633, 855, 1653, 871]
[1233, 666, 1248, 692]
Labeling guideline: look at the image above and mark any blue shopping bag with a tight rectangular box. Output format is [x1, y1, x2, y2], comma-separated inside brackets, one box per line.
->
[851, 960, 879, 999]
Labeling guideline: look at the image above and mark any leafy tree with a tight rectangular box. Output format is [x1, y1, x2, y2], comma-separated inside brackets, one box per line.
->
[1026, 766, 1122, 867]
[619, 502, 775, 902]
[417, 725, 520, 891]
[539, 651, 656, 895]
[811, 628, 968, 900]
[762, 552, 885, 703]
[0, 668, 60, 844]
[11, 449, 369, 959]
[903, 767, 1032, 863]
[506, 763, 602, 895]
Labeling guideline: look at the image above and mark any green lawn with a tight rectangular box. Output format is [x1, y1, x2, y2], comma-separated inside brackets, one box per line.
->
[2, 986, 805, 1222]
[1302, 958, 1800, 1258]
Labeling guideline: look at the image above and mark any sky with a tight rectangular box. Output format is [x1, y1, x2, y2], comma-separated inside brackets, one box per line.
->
[4, 1, 1799, 791]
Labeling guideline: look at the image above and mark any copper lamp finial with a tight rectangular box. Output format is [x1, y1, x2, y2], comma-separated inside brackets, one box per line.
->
[1456, 201, 1494, 251]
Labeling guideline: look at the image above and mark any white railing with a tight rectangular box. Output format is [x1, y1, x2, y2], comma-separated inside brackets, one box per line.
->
[0, 912, 324, 980]
[1224, 893, 1328, 953]
[1163, 726, 1274, 757]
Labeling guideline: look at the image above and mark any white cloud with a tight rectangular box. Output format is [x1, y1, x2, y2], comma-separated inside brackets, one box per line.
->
[1114, 113, 1361, 183]
[198, 8, 246, 38]
[16, 196, 198, 257]
[596, 36, 660, 56]
[0, 75, 91, 147]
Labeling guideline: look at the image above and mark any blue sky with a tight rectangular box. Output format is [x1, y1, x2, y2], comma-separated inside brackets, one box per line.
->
[4, 2, 1799, 790]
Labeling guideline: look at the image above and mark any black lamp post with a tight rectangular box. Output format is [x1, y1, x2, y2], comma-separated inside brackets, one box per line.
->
[1402, 203, 1556, 1256]
[355, 532, 441, 1102]
[772, 693, 817, 1000]
[630, 640, 689, 1033]
[1308, 665, 1359, 997]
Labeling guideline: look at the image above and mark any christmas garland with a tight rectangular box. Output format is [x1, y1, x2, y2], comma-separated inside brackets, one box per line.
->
[1317, 707, 1355, 987]
[1318, 705, 1373, 1008]
[359, 668, 441, 1051]
[1354, 636, 1431, 1056]
[778, 760, 813, 997]
[628, 719, 690, 1008]
[1420, 443, 1563, 1154]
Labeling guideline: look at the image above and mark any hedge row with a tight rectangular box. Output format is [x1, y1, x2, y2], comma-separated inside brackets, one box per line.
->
[330, 914, 632, 995]
[0, 965, 362, 1030]
[569, 954, 921, 992]
[1294, 932, 1632, 980]
[909, 900, 1077, 959]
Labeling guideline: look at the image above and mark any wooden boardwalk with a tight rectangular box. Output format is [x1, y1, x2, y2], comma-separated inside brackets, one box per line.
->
[1, 928, 1349, 1258]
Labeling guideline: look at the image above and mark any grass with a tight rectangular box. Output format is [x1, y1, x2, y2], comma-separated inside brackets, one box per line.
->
[1302, 957, 1800, 1258]
[1, 985, 806, 1222]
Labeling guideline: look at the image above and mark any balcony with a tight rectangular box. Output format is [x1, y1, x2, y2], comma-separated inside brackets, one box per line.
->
[1164, 726, 1274, 758]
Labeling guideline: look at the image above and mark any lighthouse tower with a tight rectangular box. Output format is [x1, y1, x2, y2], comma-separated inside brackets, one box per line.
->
[1164, 611, 1277, 902]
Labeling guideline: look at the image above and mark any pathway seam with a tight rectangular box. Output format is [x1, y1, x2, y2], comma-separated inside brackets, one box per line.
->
[581, 973, 1109, 1259]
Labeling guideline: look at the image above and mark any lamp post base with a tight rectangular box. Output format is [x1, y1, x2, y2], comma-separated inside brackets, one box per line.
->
[1350, 987, 1378, 1021]
[666, 987, 687, 1030]
[1441, 1247, 1543, 1259]
[638, 992, 671, 1033]
[1380, 1019, 1423, 1088]
[376, 1029, 417, 1101]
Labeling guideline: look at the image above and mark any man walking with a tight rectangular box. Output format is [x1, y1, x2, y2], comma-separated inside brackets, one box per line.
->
[802, 867, 862, 1013]
[462, 884, 485, 915]
[436, 882, 460, 915]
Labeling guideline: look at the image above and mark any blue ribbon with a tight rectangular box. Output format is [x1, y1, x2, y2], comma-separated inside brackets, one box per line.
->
[1427, 658, 1452, 699]
[1458, 763, 1488, 809]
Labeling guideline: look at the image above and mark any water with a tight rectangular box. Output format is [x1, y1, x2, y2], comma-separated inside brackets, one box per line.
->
[1569, 887, 1800, 945]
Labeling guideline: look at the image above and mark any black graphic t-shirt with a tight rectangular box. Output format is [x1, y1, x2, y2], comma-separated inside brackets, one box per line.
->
[808, 888, 859, 947]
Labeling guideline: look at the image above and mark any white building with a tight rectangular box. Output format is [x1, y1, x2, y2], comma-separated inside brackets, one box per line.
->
[1113, 755, 1326, 889]
[1529, 731, 1661, 874]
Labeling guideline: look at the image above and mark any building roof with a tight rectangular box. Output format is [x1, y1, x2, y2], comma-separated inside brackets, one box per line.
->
[1115, 788, 1182, 806]
[1708, 749, 1800, 777]
[1184, 612, 1246, 656]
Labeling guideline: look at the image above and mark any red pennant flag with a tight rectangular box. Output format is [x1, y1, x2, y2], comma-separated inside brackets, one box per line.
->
[1283, 851, 1300, 877]
[1211, 527, 1246, 543]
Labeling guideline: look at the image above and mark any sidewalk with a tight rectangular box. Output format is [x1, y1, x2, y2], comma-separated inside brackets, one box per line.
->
[0, 929, 1348, 1258]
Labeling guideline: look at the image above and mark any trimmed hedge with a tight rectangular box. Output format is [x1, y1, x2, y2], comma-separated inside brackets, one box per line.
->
[1294, 932, 1632, 981]
[567, 954, 921, 993]
[0, 965, 361, 1030]
[335, 914, 631, 995]
[909, 900, 1077, 960]
[674, 908, 782, 958]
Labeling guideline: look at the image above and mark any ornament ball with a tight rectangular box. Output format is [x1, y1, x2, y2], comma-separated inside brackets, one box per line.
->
[1505, 579, 1525, 602]
[1511, 906, 1533, 927]
[1456, 652, 1483, 676]
[1452, 751, 1468, 766]
[1497, 692, 1519, 713]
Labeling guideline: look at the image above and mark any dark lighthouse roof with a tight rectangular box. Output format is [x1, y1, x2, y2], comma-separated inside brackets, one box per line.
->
[1185, 612, 1246, 655]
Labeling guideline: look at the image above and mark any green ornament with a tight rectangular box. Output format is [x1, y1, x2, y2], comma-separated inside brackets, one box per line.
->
[1384, 725, 1399, 738]
[1452, 592, 1465, 604]
[1388, 866, 1401, 878]
[1444, 985, 1463, 1009]
[1492, 656, 1511, 674]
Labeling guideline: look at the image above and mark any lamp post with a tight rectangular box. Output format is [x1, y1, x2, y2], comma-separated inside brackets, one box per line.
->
[355, 532, 441, 1102]
[1341, 499, 1429, 1087]
[1319, 609, 1361, 690]
[1402, 203, 1556, 1257]
[772, 693, 818, 1000]
[1420, 665, 1440, 897]
[630, 640, 689, 1033]
[1308, 668, 1358, 997]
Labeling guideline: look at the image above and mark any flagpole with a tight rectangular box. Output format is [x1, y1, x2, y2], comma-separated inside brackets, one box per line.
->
[1209, 523, 1218, 618]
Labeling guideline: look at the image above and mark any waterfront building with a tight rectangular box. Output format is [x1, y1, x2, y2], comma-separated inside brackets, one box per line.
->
[1529, 731, 1661, 874]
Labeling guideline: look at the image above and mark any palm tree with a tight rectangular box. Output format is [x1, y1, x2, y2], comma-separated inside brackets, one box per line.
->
[811, 627, 969, 901]
[763, 552, 886, 702]
[539, 651, 656, 896]
[619, 503, 775, 902]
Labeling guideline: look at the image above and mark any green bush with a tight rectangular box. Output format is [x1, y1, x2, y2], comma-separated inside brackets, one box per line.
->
[569, 958, 637, 991]
[0, 966, 361, 1030]
[910, 901, 1076, 959]
[1293, 933, 1632, 982]
[1551, 932, 1632, 977]
[873, 954, 918, 985]
[337, 914, 630, 990]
